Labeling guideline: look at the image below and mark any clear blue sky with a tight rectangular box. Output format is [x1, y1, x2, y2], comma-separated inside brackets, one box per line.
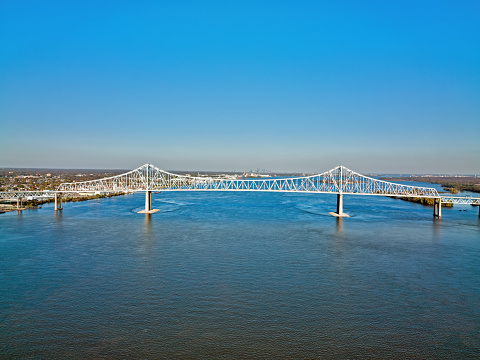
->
[1, 1, 479, 173]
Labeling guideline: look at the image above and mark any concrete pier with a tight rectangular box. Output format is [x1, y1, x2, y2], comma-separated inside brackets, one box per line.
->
[54, 193, 63, 211]
[329, 193, 350, 217]
[433, 198, 442, 218]
[138, 190, 160, 214]
[337, 193, 343, 214]
[16, 197, 26, 212]
[145, 190, 152, 212]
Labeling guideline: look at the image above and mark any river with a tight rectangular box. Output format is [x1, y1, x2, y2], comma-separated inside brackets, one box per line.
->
[1, 189, 479, 359]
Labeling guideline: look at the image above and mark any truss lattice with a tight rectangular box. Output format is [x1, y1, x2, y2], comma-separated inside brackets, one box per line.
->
[0, 190, 56, 200]
[57, 164, 441, 195]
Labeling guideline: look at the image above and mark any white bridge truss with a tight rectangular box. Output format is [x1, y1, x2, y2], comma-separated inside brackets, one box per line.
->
[1, 164, 479, 205]
[53, 164, 480, 205]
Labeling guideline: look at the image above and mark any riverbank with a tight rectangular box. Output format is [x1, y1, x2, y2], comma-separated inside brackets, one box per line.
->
[394, 196, 453, 207]
[0, 204, 27, 213]
[381, 176, 480, 194]
[379, 176, 479, 208]
[0, 192, 126, 213]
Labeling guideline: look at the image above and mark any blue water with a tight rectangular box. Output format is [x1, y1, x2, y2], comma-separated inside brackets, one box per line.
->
[1, 191, 479, 359]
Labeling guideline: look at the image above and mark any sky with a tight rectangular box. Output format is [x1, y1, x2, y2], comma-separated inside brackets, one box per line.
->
[1, 1, 479, 174]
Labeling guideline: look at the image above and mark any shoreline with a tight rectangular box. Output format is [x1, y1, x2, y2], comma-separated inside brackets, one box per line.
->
[0, 192, 126, 213]
[380, 176, 480, 194]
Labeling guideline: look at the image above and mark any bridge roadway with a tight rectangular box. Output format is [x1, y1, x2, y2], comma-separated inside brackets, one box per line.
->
[1, 164, 479, 218]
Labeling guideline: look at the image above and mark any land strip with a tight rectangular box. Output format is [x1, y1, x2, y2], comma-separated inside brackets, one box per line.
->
[380, 175, 480, 207]
[380, 176, 480, 194]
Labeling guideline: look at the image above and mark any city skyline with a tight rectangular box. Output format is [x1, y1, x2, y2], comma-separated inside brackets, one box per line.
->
[1, 1, 479, 174]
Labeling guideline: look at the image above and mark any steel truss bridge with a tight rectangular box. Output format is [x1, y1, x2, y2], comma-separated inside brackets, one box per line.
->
[1, 164, 479, 217]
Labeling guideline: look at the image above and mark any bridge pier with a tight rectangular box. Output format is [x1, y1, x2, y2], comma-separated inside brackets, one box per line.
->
[433, 198, 442, 218]
[16, 197, 25, 212]
[54, 193, 63, 212]
[337, 193, 343, 215]
[145, 190, 152, 212]
[137, 190, 160, 214]
[329, 193, 349, 217]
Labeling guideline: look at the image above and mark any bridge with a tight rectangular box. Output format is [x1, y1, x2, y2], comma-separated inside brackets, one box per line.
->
[1, 164, 479, 218]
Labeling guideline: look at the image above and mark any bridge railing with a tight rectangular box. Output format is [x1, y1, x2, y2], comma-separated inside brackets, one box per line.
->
[440, 196, 480, 205]
[0, 190, 57, 199]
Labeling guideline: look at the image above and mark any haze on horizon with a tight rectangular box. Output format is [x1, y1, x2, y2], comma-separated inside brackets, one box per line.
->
[1, 1, 479, 175]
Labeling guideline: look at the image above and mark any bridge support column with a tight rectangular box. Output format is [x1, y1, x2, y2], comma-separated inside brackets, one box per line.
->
[16, 197, 24, 211]
[145, 190, 152, 212]
[137, 190, 160, 214]
[337, 193, 343, 215]
[434, 198, 442, 218]
[54, 193, 62, 212]
[329, 193, 349, 217]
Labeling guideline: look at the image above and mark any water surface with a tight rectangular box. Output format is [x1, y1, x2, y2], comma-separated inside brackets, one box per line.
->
[1, 191, 479, 359]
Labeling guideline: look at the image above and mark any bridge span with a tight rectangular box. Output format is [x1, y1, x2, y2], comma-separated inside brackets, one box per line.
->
[1, 164, 479, 218]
